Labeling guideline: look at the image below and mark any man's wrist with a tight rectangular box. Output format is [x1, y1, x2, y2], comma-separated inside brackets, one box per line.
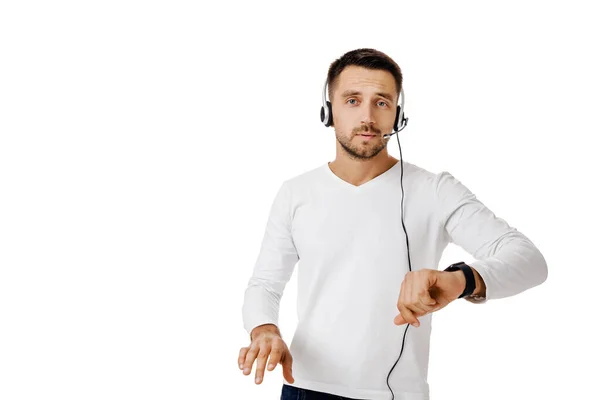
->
[450, 269, 467, 295]
[445, 262, 481, 299]
[450, 270, 467, 298]
[250, 323, 280, 341]
[470, 267, 486, 297]
[454, 265, 487, 299]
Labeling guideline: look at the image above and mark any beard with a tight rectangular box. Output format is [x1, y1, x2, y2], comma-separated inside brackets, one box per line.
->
[335, 126, 388, 160]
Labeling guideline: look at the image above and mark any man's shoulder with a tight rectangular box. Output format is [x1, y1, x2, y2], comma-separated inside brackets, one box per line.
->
[402, 160, 440, 185]
[281, 163, 328, 188]
[403, 160, 434, 175]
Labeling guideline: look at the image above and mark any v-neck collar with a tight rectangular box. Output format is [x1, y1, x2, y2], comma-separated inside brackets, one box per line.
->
[324, 160, 401, 190]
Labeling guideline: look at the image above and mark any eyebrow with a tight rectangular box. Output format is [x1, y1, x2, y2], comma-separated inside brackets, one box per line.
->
[340, 90, 394, 102]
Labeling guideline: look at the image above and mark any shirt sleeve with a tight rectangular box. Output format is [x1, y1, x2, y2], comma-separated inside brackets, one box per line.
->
[435, 171, 548, 303]
[242, 181, 299, 336]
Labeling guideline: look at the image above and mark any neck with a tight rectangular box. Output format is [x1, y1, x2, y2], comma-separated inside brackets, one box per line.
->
[328, 152, 399, 187]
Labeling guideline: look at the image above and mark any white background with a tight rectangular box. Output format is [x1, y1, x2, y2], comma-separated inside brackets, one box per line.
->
[1, 1, 598, 399]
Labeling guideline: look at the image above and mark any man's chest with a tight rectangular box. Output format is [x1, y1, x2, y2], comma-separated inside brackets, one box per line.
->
[290, 194, 435, 263]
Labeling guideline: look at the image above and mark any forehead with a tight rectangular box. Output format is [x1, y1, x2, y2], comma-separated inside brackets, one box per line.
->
[334, 65, 396, 96]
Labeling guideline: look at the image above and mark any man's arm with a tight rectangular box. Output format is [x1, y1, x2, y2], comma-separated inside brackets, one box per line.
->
[242, 181, 299, 335]
[436, 171, 548, 303]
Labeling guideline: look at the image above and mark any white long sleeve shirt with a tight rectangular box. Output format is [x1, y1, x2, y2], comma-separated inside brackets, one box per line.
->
[242, 160, 547, 400]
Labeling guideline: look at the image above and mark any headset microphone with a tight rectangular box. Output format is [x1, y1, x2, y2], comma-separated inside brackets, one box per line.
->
[382, 119, 409, 138]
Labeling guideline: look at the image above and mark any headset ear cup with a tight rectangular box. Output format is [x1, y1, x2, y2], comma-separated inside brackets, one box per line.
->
[326, 101, 333, 127]
[320, 101, 334, 127]
[394, 105, 401, 132]
[320, 101, 333, 127]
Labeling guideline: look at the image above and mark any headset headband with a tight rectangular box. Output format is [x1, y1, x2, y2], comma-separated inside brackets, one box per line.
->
[320, 77, 407, 133]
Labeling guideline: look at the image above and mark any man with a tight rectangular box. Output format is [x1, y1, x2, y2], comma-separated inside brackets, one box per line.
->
[238, 48, 548, 400]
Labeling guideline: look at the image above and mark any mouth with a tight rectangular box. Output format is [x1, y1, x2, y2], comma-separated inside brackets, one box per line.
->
[358, 133, 377, 139]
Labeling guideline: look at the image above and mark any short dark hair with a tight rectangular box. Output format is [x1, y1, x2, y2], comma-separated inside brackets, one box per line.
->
[327, 48, 403, 103]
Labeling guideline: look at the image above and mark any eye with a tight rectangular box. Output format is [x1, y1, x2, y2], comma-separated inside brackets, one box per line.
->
[346, 98, 358, 105]
[377, 101, 388, 107]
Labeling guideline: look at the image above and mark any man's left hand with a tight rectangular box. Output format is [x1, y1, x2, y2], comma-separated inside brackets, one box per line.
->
[393, 269, 466, 327]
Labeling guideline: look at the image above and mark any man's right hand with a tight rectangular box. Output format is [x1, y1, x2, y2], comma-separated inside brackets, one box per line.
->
[238, 324, 294, 385]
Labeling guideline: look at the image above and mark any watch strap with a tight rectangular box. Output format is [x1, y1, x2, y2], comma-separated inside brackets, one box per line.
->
[444, 261, 476, 299]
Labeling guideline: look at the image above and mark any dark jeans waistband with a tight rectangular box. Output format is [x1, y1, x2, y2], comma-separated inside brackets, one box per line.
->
[280, 383, 365, 400]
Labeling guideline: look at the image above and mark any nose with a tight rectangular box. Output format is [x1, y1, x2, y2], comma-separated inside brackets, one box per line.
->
[361, 104, 375, 126]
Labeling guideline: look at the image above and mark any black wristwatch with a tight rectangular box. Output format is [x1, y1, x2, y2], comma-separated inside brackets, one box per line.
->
[444, 261, 476, 299]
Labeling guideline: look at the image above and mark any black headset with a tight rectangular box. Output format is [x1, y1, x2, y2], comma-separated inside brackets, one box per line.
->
[319, 77, 408, 136]
[319, 76, 410, 400]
